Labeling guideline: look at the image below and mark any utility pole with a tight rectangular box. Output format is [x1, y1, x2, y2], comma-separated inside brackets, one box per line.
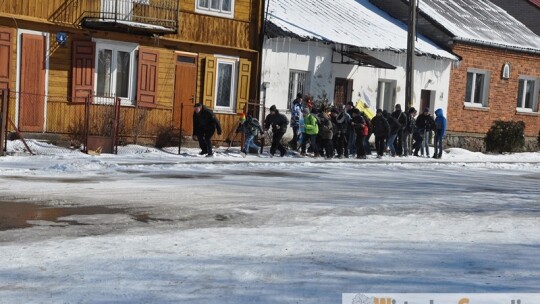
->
[405, 0, 417, 113]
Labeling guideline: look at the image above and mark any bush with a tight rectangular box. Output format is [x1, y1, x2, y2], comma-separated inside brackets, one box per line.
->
[155, 126, 179, 149]
[485, 120, 525, 153]
[537, 130, 540, 151]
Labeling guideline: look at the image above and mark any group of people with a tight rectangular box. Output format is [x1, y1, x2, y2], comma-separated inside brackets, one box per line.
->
[192, 96, 447, 159]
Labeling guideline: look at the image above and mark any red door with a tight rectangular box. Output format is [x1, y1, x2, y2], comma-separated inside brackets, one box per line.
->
[19, 34, 46, 132]
[173, 54, 198, 134]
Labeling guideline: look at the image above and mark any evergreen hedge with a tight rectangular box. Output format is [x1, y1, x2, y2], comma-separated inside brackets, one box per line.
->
[485, 120, 525, 153]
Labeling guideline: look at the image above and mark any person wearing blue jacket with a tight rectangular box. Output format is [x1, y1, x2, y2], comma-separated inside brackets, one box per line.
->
[433, 108, 447, 159]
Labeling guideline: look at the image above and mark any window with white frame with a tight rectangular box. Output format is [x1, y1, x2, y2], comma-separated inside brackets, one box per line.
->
[376, 80, 396, 113]
[465, 69, 491, 107]
[516, 76, 539, 112]
[196, 0, 234, 17]
[94, 40, 137, 105]
[287, 70, 309, 110]
[214, 58, 237, 111]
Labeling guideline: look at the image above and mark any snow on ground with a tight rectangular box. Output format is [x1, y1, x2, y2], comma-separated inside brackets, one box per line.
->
[0, 141, 539, 303]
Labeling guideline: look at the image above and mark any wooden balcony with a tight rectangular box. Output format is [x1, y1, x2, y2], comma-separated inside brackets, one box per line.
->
[81, 0, 178, 35]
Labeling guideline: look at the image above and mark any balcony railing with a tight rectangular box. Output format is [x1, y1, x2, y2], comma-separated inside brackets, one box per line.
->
[81, 0, 178, 35]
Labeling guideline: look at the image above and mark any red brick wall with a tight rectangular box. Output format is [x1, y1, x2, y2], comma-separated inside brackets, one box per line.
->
[448, 43, 540, 137]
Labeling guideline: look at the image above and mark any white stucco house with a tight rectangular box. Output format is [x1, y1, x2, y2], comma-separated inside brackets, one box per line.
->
[261, 0, 458, 119]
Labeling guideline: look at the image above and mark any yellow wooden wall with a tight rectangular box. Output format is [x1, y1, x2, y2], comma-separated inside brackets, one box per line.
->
[0, 0, 262, 141]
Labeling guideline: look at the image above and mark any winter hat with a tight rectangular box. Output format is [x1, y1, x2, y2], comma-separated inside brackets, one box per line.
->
[194, 102, 203, 108]
[424, 107, 430, 113]
[303, 107, 310, 115]
[408, 107, 417, 114]
[346, 101, 354, 107]
[376, 108, 383, 114]
[239, 113, 246, 123]
[269, 105, 277, 112]
[395, 104, 402, 110]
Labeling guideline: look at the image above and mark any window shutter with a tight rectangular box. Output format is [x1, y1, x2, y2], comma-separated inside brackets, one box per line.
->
[236, 58, 251, 113]
[137, 47, 159, 107]
[71, 40, 95, 103]
[0, 27, 14, 91]
[203, 56, 216, 107]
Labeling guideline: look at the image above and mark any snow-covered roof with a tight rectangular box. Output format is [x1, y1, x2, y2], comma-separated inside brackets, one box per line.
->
[266, 0, 458, 60]
[418, 0, 540, 53]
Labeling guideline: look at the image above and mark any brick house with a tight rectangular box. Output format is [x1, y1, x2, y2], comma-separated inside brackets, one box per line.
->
[369, 0, 540, 151]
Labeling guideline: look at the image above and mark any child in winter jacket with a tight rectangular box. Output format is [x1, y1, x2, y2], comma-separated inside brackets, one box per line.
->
[236, 114, 263, 157]
[301, 108, 319, 157]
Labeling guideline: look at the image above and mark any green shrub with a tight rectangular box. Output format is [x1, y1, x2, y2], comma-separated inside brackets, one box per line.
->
[485, 120, 525, 153]
[537, 130, 540, 151]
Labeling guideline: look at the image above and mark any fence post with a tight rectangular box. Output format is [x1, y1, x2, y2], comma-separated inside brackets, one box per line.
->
[0, 90, 7, 156]
[84, 96, 90, 154]
[113, 97, 121, 154]
[178, 103, 184, 155]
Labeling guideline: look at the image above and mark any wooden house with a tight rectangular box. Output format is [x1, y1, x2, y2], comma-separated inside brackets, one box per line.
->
[369, 0, 540, 151]
[0, 0, 264, 144]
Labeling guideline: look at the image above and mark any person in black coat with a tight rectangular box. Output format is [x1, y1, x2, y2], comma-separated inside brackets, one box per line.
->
[193, 103, 222, 157]
[264, 105, 289, 157]
[392, 104, 408, 156]
[384, 110, 401, 157]
[350, 108, 367, 159]
[414, 107, 435, 157]
[371, 109, 390, 158]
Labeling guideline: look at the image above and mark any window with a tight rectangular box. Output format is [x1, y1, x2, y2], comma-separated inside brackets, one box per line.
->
[376, 80, 396, 113]
[465, 69, 490, 107]
[517, 76, 539, 112]
[287, 70, 309, 110]
[94, 40, 137, 105]
[214, 58, 237, 111]
[196, 0, 234, 17]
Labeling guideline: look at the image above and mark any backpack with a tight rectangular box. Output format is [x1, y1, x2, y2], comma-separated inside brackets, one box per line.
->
[248, 118, 262, 136]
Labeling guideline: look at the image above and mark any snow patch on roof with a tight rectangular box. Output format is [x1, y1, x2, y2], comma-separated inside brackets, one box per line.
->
[419, 0, 540, 52]
[266, 0, 458, 60]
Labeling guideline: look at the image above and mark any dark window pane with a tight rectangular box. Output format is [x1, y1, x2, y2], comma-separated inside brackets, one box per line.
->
[525, 80, 533, 109]
[177, 56, 196, 64]
[465, 72, 473, 103]
[216, 63, 233, 107]
[222, 0, 231, 12]
[97, 49, 113, 96]
[517, 79, 524, 108]
[210, 0, 220, 10]
[116, 51, 130, 98]
[473, 73, 484, 104]
[198, 0, 209, 8]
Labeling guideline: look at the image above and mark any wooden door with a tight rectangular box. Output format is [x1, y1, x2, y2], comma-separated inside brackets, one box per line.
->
[334, 78, 353, 108]
[420, 90, 432, 112]
[173, 54, 198, 134]
[0, 27, 13, 91]
[19, 34, 46, 132]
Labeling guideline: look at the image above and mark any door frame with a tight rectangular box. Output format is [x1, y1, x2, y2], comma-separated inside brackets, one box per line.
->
[15, 29, 49, 130]
[173, 51, 198, 130]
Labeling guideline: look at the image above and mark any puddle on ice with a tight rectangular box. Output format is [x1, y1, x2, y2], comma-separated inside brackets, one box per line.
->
[0, 201, 169, 231]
